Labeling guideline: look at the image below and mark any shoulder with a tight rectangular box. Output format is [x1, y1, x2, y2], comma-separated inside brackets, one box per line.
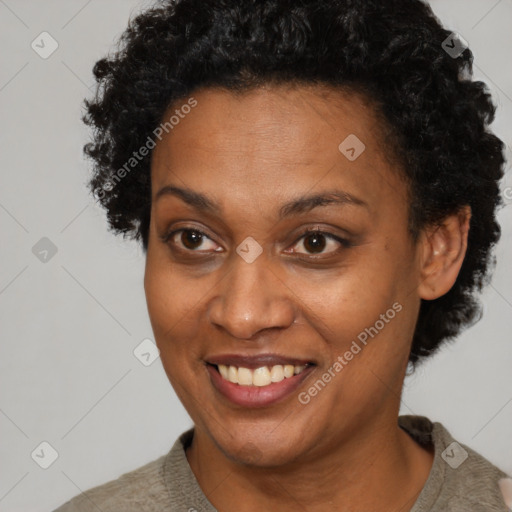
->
[53, 429, 198, 512]
[53, 455, 169, 512]
[399, 415, 510, 512]
[434, 427, 509, 512]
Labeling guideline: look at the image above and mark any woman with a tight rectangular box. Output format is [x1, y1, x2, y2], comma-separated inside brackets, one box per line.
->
[55, 0, 509, 510]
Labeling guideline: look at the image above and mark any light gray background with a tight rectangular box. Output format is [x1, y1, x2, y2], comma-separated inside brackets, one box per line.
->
[1, 1, 511, 511]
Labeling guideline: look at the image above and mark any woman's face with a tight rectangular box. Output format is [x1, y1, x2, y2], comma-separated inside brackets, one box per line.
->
[145, 85, 424, 465]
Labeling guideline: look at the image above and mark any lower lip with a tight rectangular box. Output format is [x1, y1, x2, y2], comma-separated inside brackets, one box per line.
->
[206, 364, 315, 408]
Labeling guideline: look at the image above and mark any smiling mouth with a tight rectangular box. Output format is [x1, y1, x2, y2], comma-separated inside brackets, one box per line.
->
[208, 363, 311, 387]
[205, 355, 316, 407]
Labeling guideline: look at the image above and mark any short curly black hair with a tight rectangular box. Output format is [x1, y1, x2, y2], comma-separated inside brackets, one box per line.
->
[83, 0, 505, 366]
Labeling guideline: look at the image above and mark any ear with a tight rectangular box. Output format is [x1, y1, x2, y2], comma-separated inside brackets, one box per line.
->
[417, 206, 471, 300]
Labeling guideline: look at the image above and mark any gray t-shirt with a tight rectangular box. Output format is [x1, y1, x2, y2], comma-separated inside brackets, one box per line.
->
[54, 415, 508, 511]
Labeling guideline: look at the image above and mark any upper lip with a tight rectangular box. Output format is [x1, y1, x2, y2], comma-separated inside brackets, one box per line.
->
[206, 353, 314, 369]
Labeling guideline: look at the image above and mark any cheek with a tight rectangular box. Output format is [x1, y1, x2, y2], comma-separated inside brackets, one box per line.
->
[287, 245, 418, 381]
[144, 252, 207, 360]
[144, 262, 211, 412]
[288, 256, 400, 339]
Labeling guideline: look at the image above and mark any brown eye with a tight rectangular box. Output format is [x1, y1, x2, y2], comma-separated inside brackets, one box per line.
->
[165, 228, 220, 252]
[288, 230, 348, 256]
[180, 230, 203, 249]
[303, 232, 327, 253]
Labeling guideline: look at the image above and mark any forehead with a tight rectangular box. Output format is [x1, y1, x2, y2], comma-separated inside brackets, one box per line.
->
[150, 85, 406, 214]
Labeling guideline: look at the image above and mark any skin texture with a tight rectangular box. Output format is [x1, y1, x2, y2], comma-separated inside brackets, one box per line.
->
[144, 85, 470, 511]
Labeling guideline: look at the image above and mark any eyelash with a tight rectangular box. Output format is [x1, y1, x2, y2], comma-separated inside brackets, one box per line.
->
[290, 228, 352, 257]
[161, 227, 351, 258]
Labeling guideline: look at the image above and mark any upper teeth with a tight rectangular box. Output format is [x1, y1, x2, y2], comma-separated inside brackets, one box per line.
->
[217, 364, 306, 386]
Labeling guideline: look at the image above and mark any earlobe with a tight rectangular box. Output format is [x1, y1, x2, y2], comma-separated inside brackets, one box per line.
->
[417, 206, 471, 300]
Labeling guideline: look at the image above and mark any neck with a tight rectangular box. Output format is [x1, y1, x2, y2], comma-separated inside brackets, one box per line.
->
[186, 414, 434, 512]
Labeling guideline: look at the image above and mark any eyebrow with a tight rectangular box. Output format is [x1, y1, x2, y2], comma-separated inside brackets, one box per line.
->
[155, 185, 220, 214]
[155, 185, 368, 218]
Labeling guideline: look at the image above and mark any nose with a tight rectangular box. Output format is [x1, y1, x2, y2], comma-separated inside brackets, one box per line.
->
[207, 253, 296, 340]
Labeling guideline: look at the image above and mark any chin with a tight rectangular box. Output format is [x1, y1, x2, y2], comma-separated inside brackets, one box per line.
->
[212, 427, 308, 468]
